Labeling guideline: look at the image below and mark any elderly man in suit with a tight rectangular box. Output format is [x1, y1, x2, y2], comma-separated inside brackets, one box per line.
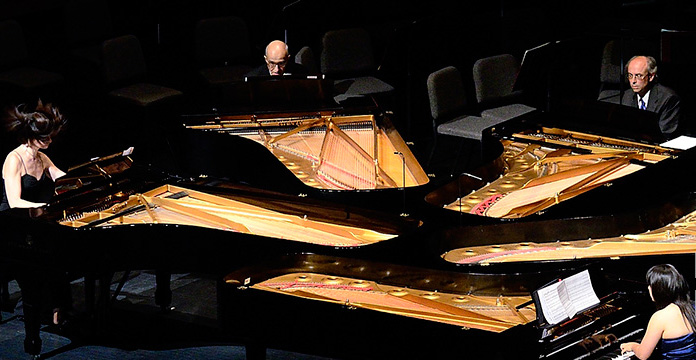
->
[622, 55, 681, 139]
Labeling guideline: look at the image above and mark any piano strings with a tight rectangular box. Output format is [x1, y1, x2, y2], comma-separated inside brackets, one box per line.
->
[241, 272, 536, 333]
[185, 112, 428, 190]
[57, 184, 398, 247]
[443, 127, 681, 218]
[443, 207, 696, 264]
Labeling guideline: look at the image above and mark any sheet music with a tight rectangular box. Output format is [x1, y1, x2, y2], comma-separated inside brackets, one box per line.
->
[536, 270, 600, 326]
[537, 281, 569, 325]
[661, 135, 696, 150]
[564, 270, 600, 314]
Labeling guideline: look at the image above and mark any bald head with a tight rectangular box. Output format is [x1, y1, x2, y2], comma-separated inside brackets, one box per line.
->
[264, 40, 289, 75]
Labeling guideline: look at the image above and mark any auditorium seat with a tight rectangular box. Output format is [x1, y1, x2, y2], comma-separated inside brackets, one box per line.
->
[472, 53, 536, 123]
[100, 34, 184, 157]
[597, 40, 623, 104]
[427, 66, 497, 172]
[101, 34, 183, 109]
[295, 46, 319, 75]
[320, 27, 394, 104]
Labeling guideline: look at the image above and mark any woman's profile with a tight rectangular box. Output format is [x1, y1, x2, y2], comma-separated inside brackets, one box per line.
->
[620, 264, 696, 359]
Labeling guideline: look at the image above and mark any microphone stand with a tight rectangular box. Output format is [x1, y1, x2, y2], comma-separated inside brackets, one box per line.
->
[282, 0, 303, 46]
[394, 151, 407, 216]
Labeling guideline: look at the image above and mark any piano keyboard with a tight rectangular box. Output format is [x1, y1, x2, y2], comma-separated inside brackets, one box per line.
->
[611, 350, 635, 360]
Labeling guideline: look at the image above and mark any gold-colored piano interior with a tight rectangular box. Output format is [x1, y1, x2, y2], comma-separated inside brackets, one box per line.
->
[443, 207, 696, 265]
[58, 184, 397, 247]
[190, 114, 428, 190]
[245, 272, 536, 333]
[444, 128, 678, 218]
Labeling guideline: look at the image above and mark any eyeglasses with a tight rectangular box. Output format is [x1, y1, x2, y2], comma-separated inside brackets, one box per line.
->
[266, 58, 288, 69]
[627, 73, 649, 80]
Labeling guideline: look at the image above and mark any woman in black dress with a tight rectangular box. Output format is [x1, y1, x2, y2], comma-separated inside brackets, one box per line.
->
[0, 100, 71, 359]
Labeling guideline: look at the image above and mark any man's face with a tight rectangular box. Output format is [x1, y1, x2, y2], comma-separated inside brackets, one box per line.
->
[626, 57, 655, 96]
[265, 52, 288, 76]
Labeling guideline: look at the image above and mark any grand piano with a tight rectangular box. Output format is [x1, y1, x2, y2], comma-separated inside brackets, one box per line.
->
[4, 83, 695, 359]
[213, 99, 696, 359]
[0, 145, 423, 357]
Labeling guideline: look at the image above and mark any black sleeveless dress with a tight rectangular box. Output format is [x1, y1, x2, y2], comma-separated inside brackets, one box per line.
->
[0, 152, 55, 211]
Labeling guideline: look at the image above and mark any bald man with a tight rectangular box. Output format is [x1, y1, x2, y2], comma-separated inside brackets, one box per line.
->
[621, 55, 682, 139]
[246, 40, 308, 77]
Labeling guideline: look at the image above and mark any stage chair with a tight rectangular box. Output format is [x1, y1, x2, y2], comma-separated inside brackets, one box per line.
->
[472, 54, 536, 123]
[295, 46, 319, 75]
[320, 27, 394, 104]
[194, 16, 254, 87]
[0, 19, 65, 104]
[427, 66, 500, 173]
[100, 34, 183, 160]
[597, 40, 623, 104]
[101, 34, 183, 109]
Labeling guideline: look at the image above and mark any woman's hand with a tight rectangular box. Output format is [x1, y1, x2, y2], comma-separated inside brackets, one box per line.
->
[620, 342, 637, 354]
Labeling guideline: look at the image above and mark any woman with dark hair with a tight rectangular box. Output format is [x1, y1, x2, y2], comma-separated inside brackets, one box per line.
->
[0, 100, 71, 358]
[620, 264, 696, 359]
[1, 99, 66, 211]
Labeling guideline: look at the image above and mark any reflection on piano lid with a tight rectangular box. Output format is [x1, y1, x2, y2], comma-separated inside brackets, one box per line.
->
[241, 272, 535, 333]
[428, 127, 681, 219]
[56, 183, 401, 247]
[183, 111, 429, 191]
[443, 206, 696, 264]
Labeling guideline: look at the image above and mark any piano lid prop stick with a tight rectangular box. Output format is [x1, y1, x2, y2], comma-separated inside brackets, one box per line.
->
[500, 297, 529, 323]
[137, 194, 158, 224]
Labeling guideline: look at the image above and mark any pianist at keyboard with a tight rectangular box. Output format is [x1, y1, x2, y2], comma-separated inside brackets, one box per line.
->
[1, 100, 66, 211]
[620, 264, 696, 359]
[0, 100, 72, 357]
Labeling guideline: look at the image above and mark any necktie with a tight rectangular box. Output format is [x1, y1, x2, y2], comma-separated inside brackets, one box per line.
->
[639, 99, 646, 110]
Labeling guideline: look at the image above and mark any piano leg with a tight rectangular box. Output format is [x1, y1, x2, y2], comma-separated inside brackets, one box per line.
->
[155, 269, 172, 312]
[84, 272, 114, 334]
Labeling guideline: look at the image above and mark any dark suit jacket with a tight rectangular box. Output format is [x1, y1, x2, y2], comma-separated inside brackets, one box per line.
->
[245, 62, 309, 77]
[621, 83, 681, 138]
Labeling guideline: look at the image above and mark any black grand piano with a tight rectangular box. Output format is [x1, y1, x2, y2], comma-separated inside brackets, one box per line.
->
[3, 82, 696, 359]
[0, 145, 423, 356]
[211, 99, 696, 359]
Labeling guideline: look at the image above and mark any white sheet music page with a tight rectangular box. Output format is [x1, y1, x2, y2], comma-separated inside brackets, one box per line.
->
[564, 269, 600, 315]
[537, 281, 569, 325]
[661, 135, 696, 150]
[536, 270, 600, 326]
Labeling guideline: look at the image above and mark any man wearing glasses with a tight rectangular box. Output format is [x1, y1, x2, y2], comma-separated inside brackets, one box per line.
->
[622, 55, 681, 139]
[246, 40, 308, 77]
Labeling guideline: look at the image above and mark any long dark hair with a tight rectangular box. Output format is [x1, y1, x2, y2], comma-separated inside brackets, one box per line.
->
[4, 99, 66, 144]
[647, 264, 696, 332]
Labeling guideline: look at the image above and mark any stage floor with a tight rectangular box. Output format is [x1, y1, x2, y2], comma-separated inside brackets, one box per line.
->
[0, 272, 336, 360]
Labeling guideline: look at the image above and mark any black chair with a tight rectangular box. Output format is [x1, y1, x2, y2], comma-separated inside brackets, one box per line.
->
[427, 66, 500, 173]
[320, 27, 394, 104]
[295, 46, 319, 75]
[472, 54, 536, 123]
[100, 34, 183, 159]
[597, 40, 623, 104]
[0, 19, 65, 104]
[101, 34, 183, 109]
[194, 16, 254, 87]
